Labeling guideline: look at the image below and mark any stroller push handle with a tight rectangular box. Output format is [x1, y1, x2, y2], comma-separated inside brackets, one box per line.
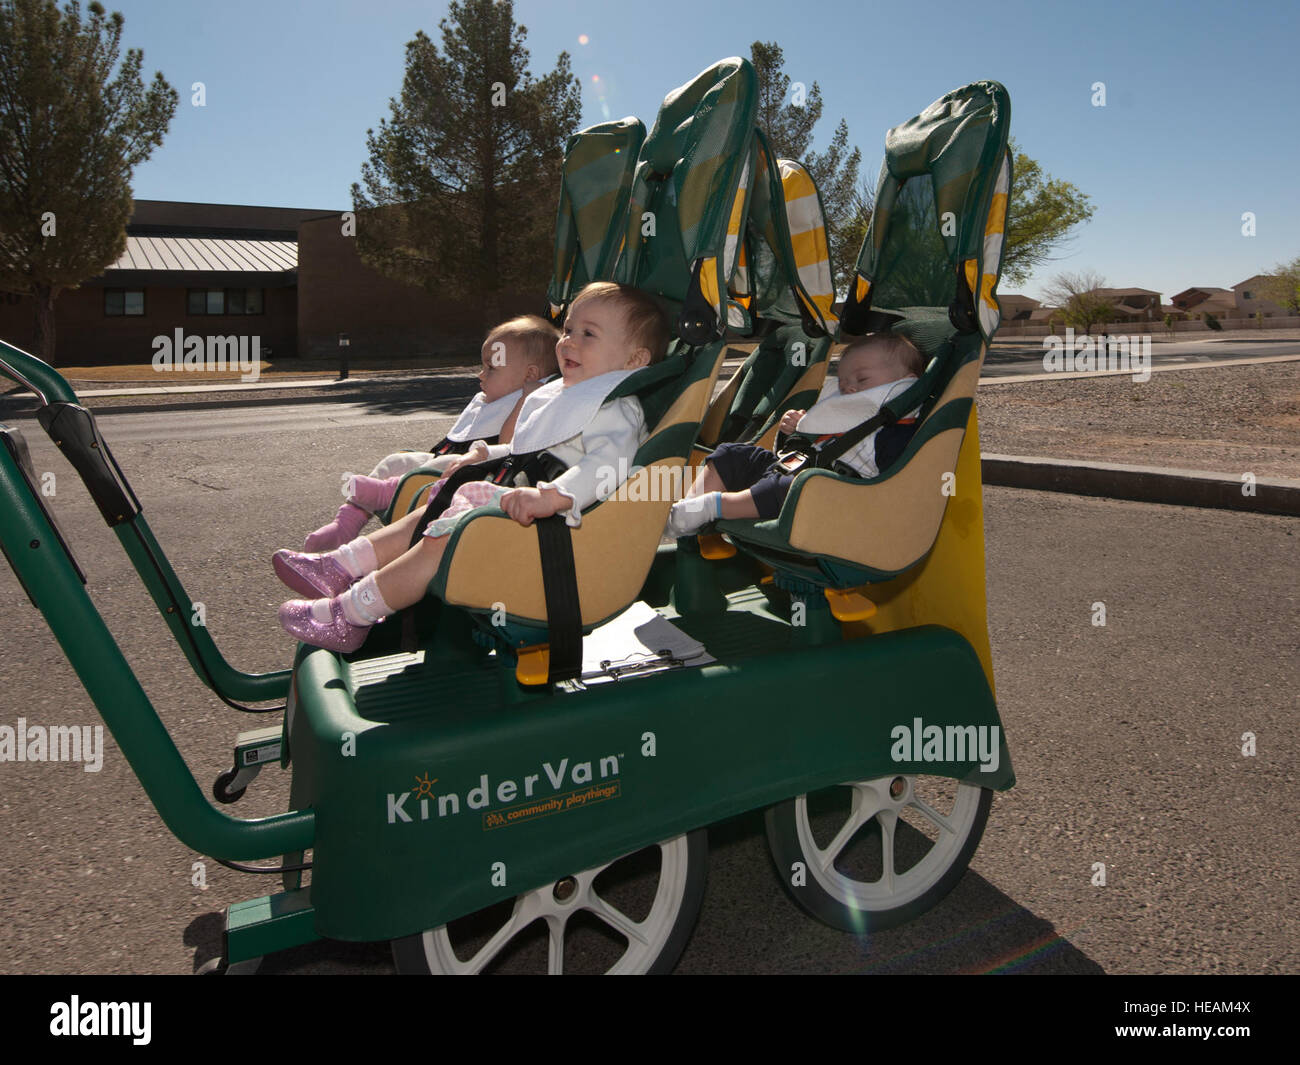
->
[0, 338, 79, 407]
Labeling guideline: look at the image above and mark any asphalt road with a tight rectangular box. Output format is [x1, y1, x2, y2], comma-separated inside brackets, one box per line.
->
[0, 403, 1295, 974]
[983, 336, 1300, 377]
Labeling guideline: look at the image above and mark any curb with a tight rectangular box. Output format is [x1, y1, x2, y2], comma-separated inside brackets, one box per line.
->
[982, 454, 1300, 517]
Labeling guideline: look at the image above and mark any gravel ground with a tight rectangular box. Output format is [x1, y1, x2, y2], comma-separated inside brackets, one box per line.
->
[978, 361, 1300, 479]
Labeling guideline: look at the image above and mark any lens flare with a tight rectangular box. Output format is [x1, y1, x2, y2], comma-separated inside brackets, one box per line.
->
[578, 34, 589, 45]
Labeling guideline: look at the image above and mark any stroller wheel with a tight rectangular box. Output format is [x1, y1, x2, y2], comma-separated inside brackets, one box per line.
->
[212, 769, 247, 805]
[391, 830, 708, 974]
[765, 776, 992, 932]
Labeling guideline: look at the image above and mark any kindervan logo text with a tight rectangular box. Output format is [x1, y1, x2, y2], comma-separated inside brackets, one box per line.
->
[152, 328, 261, 382]
[890, 717, 1000, 773]
[387, 750, 623, 826]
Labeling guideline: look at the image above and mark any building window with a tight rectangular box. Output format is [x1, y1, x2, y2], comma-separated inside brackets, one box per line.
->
[104, 289, 145, 316]
[187, 288, 265, 315]
[1242, 290, 1253, 300]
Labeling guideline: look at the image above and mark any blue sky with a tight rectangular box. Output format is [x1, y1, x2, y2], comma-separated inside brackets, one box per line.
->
[108, 0, 1299, 303]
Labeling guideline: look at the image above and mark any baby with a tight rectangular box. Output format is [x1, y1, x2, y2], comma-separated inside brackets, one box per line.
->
[303, 315, 560, 551]
[666, 332, 925, 536]
[275, 282, 670, 652]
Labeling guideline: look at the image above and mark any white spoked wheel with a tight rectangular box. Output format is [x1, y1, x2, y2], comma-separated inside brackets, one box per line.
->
[390, 830, 707, 974]
[765, 776, 992, 933]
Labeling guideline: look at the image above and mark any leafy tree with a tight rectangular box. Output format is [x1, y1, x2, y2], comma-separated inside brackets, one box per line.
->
[1256, 255, 1300, 316]
[750, 40, 819, 161]
[1002, 138, 1095, 287]
[1042, 270, 1112, 334]
[0, 0, 176, 363]
[352, 0, 580, 329]
[749, 41, 862, 292]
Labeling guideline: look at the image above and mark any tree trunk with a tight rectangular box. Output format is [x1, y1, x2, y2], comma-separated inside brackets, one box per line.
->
[32, 282, 58, 364]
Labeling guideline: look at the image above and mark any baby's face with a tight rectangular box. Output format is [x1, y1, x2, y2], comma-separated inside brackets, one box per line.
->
[556, 299, 648, 385]
[478, 337, 534, 401]
[836, 345, 904, 394]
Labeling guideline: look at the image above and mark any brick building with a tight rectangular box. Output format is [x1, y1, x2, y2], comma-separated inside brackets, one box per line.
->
[0, 200, 538, 367]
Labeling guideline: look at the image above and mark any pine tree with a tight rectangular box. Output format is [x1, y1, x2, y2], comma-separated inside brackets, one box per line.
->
[0, 0, 176, 363]
[749, 41, 861, 294]
[352, 0, 581, 329]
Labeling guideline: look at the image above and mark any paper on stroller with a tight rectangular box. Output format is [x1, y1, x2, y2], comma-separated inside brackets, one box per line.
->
[579, 601, 714, 684]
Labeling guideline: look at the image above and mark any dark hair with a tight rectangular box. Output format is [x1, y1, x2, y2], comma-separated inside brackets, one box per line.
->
[569, 282, 670, 363]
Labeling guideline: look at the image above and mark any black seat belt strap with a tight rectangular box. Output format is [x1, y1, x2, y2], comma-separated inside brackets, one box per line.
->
[535, 515, 583, 683]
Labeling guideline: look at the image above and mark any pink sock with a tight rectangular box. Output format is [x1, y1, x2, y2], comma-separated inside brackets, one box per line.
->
[347, 475, 402, 513]
[340, 572, 394, 625]
[335, 536, 379, 579]
[304, 503, 369, 552]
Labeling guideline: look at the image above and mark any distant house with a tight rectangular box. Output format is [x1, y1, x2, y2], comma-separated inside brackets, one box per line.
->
[997, 294, 1040, 321]
[1171, 286, 1232, 312]
[1095, 287, 1162, 321]
[1233, 275, 1290, 318]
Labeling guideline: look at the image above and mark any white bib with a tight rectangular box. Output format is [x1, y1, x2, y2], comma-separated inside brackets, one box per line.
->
[509, 371, 638, 453]
[795, 376, 918, 435]
[445, 388, 523, 442]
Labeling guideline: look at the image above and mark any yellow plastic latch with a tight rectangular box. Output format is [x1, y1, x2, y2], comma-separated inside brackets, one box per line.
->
[824, 587, 877, 622]
[515, 645, 551, 686]
[698, 533, 737, 560]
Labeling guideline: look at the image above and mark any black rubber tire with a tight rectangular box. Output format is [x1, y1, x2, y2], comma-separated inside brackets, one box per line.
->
[765, 780, 993, 933]
[391, 829, 709, 974]
[212, 770, 246, 805]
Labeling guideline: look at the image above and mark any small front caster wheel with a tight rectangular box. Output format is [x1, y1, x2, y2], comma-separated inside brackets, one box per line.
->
[213, 769, 247, 805]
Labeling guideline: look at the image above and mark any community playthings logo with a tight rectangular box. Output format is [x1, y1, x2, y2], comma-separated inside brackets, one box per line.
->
[386, 750, 625, 828]
[151, 328, 262, 382]
[890, 717, 1001, 773]
[1042, 327, 1152, 382]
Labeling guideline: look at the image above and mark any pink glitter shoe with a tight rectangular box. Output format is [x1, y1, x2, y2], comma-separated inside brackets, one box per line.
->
[304, 503, 369, 552]
[272, 549, 356, 599]
[278, 597, 370, 653]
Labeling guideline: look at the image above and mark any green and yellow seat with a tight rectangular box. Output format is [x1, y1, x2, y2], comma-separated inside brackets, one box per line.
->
[694, 157, 839, 462]
[710, 81, 1012, 679]
[397, 57, 783, 683]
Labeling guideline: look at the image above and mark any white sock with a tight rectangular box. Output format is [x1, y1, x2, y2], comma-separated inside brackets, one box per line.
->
[335, 536, 379, 578]
[666, 491, 722, 538]
[340, 572, 393, 625]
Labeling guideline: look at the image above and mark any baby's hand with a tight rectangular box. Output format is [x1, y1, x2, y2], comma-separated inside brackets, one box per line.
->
[779, 409, 806, 435]
[500, 486, 566, 526]
[444, 440, 489, 476]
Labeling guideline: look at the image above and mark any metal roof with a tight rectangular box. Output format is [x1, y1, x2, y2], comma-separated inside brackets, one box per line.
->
[106, 236, 297, 274]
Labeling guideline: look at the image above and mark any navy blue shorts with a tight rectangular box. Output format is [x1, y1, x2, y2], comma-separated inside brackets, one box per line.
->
[707, 442, 794, 520]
